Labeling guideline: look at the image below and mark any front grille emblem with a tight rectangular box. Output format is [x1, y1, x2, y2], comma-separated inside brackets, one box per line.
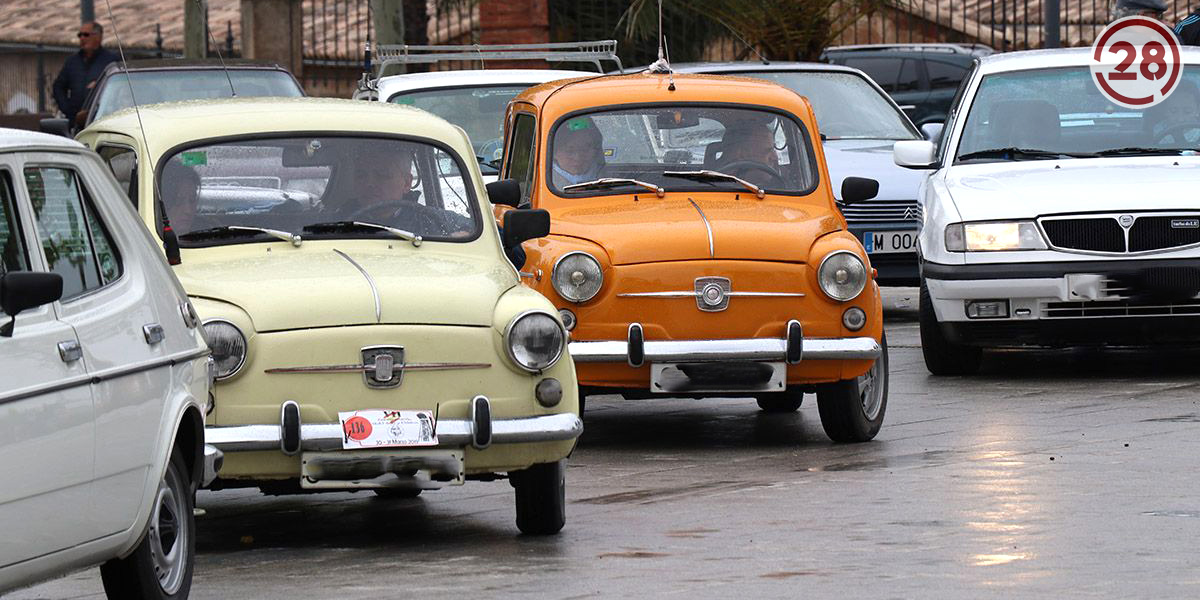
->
[362, 346, 404, 388]
[903, 207, 917, 221]
[1118, 214, 1135, 228]
[694, 277, 731, 312]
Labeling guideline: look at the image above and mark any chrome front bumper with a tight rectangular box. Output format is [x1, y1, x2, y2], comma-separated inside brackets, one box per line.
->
[568, 321, 881, 366]
[202, 444, 224, 487]
[206, 412, 583, 454]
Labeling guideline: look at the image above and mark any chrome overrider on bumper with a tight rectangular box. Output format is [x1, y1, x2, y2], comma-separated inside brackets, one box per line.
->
[568, 321, 881, 367]
[205, 395, 583, 454]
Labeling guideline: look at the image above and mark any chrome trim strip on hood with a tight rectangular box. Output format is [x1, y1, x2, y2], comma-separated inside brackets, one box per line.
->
[265, 362, 491, 375]
[687, 198, 715, 259]
[333, 248, 381, 323]
[618, 291, 805, 298]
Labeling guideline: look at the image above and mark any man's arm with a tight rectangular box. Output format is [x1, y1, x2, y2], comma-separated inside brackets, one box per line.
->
[51, 62, 72, 116]
[1176, 13, 1200, 45]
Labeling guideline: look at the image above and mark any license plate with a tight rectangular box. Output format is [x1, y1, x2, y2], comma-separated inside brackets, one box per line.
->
[338, 409, 438, 450]
[863, 230, 918, 254]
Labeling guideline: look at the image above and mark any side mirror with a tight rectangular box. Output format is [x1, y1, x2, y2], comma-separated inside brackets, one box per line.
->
[39, 118, 71, 138]
[894, 140, 938, 170]
[840, 177, 879, 205]
[1, 272, 64, 337]
[486, 179, 522, 208]
[920, 122, 945, 142]
[502, 208, 550, 248]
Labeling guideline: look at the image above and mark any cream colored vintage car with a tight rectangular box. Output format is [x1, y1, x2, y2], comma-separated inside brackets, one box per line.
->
[77, 98, 581, 534]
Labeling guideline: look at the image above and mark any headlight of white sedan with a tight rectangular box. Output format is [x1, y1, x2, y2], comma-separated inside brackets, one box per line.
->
[552, 251, 603, 303]
[505, 311, 566, 372]
[202, 319, 247, 380]
[945, 222, 1047, 252]
[818, 250, 868, 302]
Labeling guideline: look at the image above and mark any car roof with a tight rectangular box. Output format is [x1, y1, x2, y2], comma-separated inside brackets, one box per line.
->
[672, 61, 860, 74]
[82, 97, 473, 161]
[374, 69, 598, 99]
[0, 128, 86, 152]
[976, 46, 1200, 75]
[101, 58, 291, 73]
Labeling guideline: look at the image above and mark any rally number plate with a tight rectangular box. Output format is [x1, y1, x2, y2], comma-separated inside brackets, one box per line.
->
[338, 409, 437, 450]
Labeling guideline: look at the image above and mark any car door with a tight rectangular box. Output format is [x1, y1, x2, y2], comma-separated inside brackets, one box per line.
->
[22, 157, 175, 536]
[0, 159, 97, 568]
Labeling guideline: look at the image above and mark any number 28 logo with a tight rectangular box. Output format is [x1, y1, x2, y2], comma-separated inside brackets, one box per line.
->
[1091, 16, 1183, 109]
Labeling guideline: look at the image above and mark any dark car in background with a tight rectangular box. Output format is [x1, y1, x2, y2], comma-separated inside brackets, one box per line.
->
[674, 62, 927, 285]
[77, 59, 305, 128]
[821, 44, 988, 126]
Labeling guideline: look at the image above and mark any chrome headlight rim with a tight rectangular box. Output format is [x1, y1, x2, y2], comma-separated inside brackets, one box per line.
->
[818, 250, 868, 302]
[503, 310, 567, 373]
[201, 318, 247, 381]
[551, 251, 604, 304]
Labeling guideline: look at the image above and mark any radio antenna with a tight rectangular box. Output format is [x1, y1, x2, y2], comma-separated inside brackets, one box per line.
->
[195, 0, 237, 97]
[646, 0, 675, 90]
[101, 0, 182, 264]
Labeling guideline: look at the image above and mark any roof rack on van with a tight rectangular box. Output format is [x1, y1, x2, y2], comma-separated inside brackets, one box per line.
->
[823, 43, 994, 56]
[361, 40, 622, 86]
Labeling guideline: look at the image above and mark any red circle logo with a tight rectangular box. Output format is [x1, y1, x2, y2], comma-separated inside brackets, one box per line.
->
[344, 416, 372, 441]
[1091, 16, 1183, 109]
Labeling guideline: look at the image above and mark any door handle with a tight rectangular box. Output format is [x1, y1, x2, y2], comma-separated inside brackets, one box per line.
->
[58, 340, 82, 363]
[143, 323, 165, 345]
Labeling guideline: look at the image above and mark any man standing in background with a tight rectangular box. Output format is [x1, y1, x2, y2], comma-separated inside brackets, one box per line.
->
[52, 22, 119, 125]
[1110, 0, 1168, 22]
[1176, 6, 1200, 44]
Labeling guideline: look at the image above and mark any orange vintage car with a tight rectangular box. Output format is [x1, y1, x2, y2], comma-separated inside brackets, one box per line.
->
[490, 71, 888, 442]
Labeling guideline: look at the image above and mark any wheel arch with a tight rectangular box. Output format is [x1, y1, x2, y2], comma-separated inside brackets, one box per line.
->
[174, 405, 205, 490]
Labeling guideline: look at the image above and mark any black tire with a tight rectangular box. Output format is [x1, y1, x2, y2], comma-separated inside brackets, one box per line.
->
[577, 386, 586, 417]
[816, 334, 889, 443]
[100, 450, 195, 600]
[373, 487, 422, 499]
[754, 390, 804, 413]
[919, 281, 982, 375]
[510, 459, 566, 535]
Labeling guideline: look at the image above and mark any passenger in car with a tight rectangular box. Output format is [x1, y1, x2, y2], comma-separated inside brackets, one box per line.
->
[552, 117, 605, 187]
[160, 160, 206, 234]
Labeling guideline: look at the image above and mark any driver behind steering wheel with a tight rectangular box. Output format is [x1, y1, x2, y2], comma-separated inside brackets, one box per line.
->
[339, 146, 472, 238]
[1149, 80, 1200, 146]
[714, 120, 781, 186]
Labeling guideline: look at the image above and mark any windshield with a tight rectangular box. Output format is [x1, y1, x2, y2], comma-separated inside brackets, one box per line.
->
[158, 136, 479, 246]
[956, 66, 1200, 163]
[548, 105, 817, 196]
[93, 69, 302, 121]
[728, 71, 918, 140]
[390, 85, 530, 174]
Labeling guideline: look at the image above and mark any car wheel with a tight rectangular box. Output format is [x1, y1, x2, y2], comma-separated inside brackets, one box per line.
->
[754, 390, 804, 413]
[100, 449, 194, 600]
[373, 487, 422, 499]
[577, 386, 586, 417]
[816, 334, 888, 443]
[919, 281, 982, 375]
[510, 459, 566, 535]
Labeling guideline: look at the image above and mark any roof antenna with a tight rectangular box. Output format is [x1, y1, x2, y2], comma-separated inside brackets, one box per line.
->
[646, 0, 675, 90]
[719, 19, 768, 65]
[195, 0, 237, 97]
[102, 0, 181, 265]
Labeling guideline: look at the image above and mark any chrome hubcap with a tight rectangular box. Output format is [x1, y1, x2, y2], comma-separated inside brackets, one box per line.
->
[149, 465, 189, 595]
[858, 345, 886, 421]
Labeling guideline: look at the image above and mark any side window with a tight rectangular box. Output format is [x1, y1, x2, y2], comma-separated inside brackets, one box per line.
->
[97, 145, 138, 207]
[0, 171, 29, 297]
[845, 58, 902, 93]
[25, 166, 123, 300]
[505, 113, 537, 204]
[896, 59, 921, 93]
[927, 60, 969, 90]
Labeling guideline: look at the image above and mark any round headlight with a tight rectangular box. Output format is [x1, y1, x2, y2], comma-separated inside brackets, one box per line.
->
[552, 252, 603, 303]
[818, 251, 868, 302]
[202, 319, 247, 380]
[505, 311, 566, 372]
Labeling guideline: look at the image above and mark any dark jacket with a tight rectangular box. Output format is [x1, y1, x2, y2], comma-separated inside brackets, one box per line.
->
[52, 48, 120, 118]
[1177, 12, 1200, 45]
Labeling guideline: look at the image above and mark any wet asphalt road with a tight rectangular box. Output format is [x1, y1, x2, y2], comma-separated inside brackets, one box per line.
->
[11, 288, 1200, 599]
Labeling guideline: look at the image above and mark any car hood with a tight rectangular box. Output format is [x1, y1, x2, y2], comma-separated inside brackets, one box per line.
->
[176, 243, 515, 331]
[548, 194, 840, 265]
[823, 139, 927, 201]
[944, 157, 1200, 221]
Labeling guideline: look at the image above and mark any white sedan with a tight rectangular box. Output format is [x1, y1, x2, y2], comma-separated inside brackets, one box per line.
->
[0, 129, 214, 598]
[895, 48, 1200, 374]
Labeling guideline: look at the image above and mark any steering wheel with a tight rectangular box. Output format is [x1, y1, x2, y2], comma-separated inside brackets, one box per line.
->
[715, 159, 786, 187]
[1156, 121, 1200, 145]
[344, 201, 446, 235]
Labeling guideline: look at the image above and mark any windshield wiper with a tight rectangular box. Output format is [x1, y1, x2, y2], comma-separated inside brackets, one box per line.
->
[303, 221, 422, 247]
[179, 225, 302, 246]
[663, 170, 765, 199]
[957, 147, 1097, 162]
[563, 178, 665, 197]
[1094, 146, 1196, 156]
